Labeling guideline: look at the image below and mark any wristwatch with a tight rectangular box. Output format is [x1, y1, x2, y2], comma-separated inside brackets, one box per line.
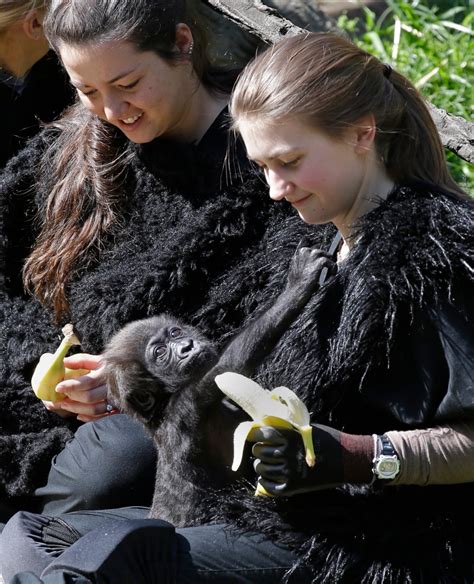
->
[372, 434, 400, 481]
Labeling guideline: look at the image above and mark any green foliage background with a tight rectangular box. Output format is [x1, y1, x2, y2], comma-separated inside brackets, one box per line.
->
[337, 0, 473, 194]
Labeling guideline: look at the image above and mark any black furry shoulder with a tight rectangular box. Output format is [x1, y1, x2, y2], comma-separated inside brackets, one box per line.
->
[350, 182, 473, 305]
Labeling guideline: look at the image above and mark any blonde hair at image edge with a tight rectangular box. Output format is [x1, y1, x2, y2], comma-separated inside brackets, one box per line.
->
[0, 0, 45, 31]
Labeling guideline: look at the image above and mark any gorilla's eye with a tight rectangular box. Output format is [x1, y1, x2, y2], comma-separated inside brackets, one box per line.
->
[169, 327, 183, 339]
[153, 345, 167, 360]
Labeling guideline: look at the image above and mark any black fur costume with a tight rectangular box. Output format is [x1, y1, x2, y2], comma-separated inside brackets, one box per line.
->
[0, 112, 312, 505]
[1, 106, 473, 581]
[211, 184, 474, 583]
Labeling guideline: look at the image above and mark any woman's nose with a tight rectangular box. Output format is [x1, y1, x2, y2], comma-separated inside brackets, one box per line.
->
[102, 95, 127, 123]
[266, 169, 294, 201]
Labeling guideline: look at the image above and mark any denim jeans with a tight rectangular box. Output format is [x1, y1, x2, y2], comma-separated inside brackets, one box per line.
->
[2, 507, 312, 583]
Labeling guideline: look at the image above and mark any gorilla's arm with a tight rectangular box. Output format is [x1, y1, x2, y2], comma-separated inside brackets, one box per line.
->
[203, 246, 334, 382]
[150, 246, 335, 524]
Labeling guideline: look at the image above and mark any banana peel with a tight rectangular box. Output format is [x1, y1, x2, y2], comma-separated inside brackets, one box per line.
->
[31, 324, 88, 402]
[214, 372, 316, 496]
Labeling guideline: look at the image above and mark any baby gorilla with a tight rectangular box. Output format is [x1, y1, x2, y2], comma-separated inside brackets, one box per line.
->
[105, 316, 219, 428]
[104, 244, 335, 526]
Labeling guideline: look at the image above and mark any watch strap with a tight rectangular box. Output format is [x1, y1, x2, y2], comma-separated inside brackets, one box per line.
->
[379, 434, 396, 456]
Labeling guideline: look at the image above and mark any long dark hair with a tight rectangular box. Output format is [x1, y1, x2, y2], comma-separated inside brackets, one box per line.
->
[230, 32, 465, 197]
[23, 0, 230, 321]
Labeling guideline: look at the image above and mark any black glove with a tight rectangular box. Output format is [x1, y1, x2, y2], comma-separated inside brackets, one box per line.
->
[249, 424, 374, 497]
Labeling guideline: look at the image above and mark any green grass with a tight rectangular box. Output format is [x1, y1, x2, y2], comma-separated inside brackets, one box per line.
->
[338, 0, 473, 194]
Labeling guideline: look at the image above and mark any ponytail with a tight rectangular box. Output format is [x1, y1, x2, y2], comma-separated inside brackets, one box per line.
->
[377, 67, 462, 195]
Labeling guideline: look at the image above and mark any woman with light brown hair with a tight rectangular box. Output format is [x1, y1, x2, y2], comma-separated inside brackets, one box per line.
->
[0, 0, 72, 166]
[227, 30, 474, 581]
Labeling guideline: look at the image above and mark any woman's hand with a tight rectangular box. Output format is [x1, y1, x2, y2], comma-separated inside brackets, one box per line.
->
[249, 424, 373, 497]
[42, 354, 118, 423]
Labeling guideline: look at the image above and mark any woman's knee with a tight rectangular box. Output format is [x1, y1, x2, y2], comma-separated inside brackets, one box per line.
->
[0, 511, 73, 580]
[70, 414, 157, 499]
[42, 519, 177, 583]
[36, 414, 156, 513]
[0, 511, 30, 577]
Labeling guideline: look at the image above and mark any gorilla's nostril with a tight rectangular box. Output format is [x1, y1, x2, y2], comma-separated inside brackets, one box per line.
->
[178, 338, 194, 356]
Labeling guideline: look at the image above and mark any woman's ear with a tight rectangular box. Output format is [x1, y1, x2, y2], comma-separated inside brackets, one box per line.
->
[21, 9, 46, 41]
[174, 23, 194, 57]
[353, 113, 377, 155]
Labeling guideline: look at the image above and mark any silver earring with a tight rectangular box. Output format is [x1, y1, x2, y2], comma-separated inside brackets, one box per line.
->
[187, 42, 194, 56]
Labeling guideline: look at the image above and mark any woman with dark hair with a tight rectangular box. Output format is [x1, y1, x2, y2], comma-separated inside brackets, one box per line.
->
[0, 0, 304, 525]
[1, 30, 473, 583]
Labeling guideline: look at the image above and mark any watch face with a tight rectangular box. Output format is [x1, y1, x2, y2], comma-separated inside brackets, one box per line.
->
[375, 456, 400, 479]
[379, 460, 398, 473]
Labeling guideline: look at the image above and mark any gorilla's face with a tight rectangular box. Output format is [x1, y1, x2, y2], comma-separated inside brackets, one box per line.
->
[104, 315, 218, 427]
[144, 320, 217, 383]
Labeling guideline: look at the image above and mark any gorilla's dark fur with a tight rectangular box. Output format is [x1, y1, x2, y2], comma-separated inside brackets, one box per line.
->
[104, 246, 333, 526]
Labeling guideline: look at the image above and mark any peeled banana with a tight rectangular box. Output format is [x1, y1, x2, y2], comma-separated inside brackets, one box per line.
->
[31, 324, 88, 402]
[214, 372, 316, 495]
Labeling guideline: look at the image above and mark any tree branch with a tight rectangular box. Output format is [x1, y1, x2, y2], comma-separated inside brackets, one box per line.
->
[428, 105, 474, 164]
[202, 0, 334, 44]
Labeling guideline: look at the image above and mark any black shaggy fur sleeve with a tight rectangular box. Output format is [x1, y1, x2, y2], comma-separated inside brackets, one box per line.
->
[0, 133, 79, 501]
[67, 172, 318, 352]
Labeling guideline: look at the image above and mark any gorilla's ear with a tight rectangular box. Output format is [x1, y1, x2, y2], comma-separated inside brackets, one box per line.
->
[106, 361, 166, 426]
[126, 386, 161, 422]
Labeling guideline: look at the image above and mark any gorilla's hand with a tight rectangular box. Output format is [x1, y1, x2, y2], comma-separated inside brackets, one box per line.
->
[286, 245, 336, 295]
[249, 424, 373, 497]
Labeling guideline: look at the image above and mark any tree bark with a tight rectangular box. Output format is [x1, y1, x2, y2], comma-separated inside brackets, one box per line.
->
[201, 0, 316, 44]
[428, 105, 474, 164]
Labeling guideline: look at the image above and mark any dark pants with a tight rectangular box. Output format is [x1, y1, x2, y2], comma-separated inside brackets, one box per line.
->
[1, 508, 311, 583]
[0, 414, 154, 534]
[33, 414, 157, 515]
